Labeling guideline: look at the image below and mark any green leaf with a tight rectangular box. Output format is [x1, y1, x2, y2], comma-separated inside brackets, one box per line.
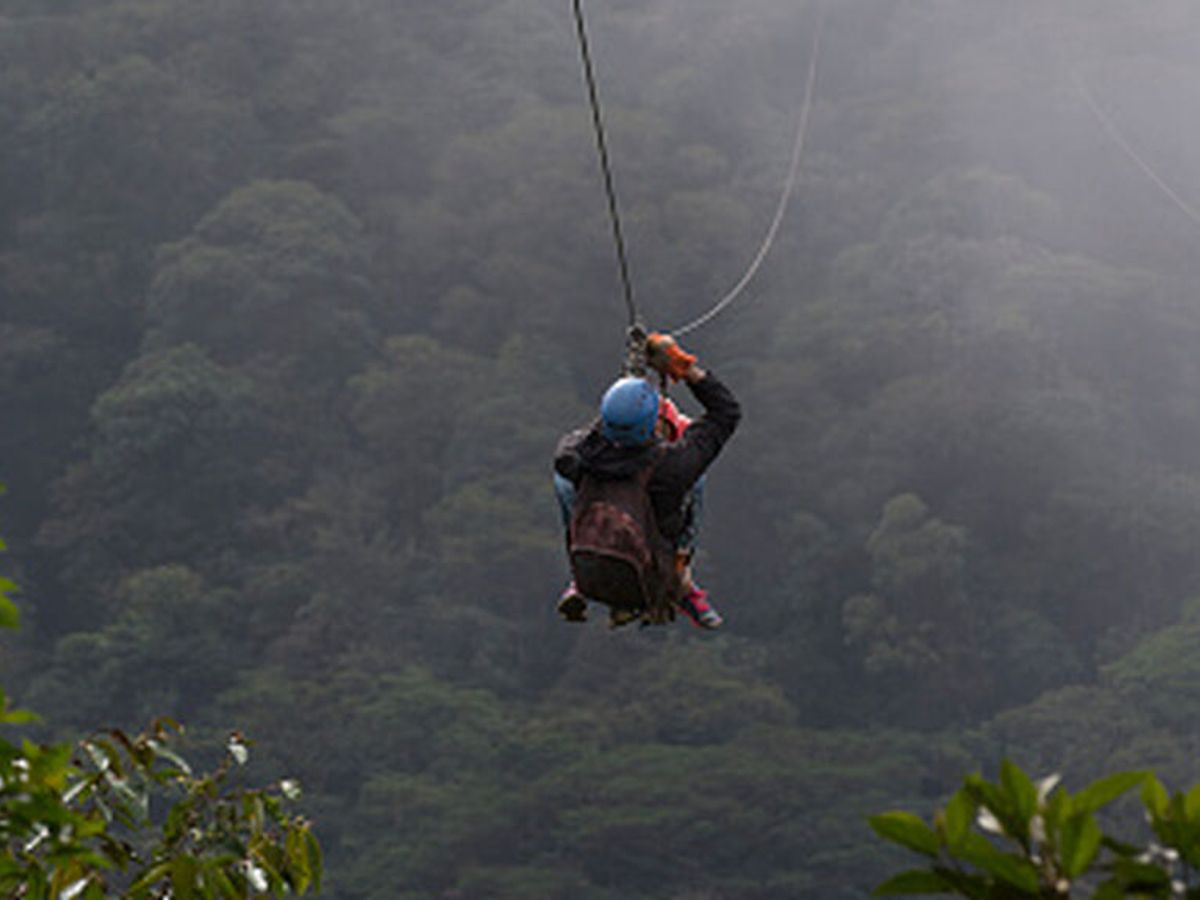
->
[127, 860, 171, 896]
[0, 594, 18, 629]
[1184, 783, 1200, 820]
[171, 855, 198, 900]
[1000, 760, 1038, 832]
[304, 828, 322, 893]
[1176, 819, 1200, 870]
[1061, 814, 1102, 877]
[203, 862, 238, 898]
[1100, 834, 1143, 858]
[1072, 771, 1147, 815]
[957, 833, 1040, 893]
[285, 826, 310, 892]
[1142, 776, 1170, 819]
[163, 801, 190, 845]
[25, 867, 49, 900]
[942, 789, 975, 849]
[869, 812, 941, 857]
[0, 707, 40, 725]
[1105, 858, 1172, 890]
[1092, 882, 1128, 900]
[243, 793, 266, 830]
[1042, 786, 1068, 835]
[873, 868, 959, 895]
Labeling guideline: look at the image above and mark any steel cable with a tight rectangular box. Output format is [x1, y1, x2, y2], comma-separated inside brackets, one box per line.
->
[672, 10, 825, 337]
[573, 0, 639, 328]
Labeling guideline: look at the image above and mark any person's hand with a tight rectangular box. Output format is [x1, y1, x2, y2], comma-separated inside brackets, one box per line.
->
[647, 332, 697, 381]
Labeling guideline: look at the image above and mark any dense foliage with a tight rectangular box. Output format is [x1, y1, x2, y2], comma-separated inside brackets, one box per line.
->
[4, 0, 1200, 895]
[871, 761, 1200, 897]
[0, 718, 320, 899]
[0, 520, 318, 898]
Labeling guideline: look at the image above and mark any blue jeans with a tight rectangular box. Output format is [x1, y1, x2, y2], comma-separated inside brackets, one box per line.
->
[554, 473, 706, 552]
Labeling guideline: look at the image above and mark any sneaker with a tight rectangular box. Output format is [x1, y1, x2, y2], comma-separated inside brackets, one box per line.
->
[557, 582, 588, 622]
[678, 587, 723, 630]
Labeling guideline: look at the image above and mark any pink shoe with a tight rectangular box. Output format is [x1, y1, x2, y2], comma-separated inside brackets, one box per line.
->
[678, 587, 723, 629]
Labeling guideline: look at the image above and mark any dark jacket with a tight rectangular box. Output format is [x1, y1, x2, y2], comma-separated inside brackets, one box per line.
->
[554, 371, 741, 542]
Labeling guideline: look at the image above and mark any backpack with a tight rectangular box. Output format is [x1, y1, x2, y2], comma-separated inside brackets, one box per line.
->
[568, 454, 680, 625]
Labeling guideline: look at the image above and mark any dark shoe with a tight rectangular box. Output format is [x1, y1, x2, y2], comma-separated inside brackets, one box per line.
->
[678, 587, 723, 629]
[557, 582, 588, 622]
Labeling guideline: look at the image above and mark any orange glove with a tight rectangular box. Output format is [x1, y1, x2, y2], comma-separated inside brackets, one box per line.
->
[647, 332, 697, 381]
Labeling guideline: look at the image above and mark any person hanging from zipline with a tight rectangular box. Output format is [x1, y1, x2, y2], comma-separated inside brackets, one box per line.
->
[553, 332, 741, 629]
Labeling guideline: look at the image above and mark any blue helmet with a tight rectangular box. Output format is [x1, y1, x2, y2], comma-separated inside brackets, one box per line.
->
[600, 377, 660, 447]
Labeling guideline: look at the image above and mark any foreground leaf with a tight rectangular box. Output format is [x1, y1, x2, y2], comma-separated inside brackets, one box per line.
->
[1061, 814, 1102, 878]
[956, 833, 1039, 893]
[0, 592, 18, 629]
[869, 812, 941, 856]
[874, 868, 960, 895]
[1072, 771, 1147, 816]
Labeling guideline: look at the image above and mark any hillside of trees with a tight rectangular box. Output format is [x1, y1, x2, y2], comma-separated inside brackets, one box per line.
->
[5, 1, 1200, 895]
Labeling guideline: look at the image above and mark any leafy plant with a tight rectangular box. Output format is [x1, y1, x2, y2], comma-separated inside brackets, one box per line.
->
[0, 498, 320, 897]
[0, 722, 321, 899]
[870, 759, 1200, 897]
[0, 492, 17, 631]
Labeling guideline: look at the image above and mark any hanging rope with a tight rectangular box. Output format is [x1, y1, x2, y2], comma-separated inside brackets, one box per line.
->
[572, 0, 639, 330]
[672, 11, 825, 338]
[1076, 71, 1200, 233]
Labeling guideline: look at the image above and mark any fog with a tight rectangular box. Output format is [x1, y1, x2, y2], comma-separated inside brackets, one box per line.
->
[5, 1, 1200, 895]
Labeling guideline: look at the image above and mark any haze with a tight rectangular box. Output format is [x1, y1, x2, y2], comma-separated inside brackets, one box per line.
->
[3, 1, 1200, 895]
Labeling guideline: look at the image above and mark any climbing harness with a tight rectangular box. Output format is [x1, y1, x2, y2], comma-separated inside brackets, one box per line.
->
[1076, 71, 1200, 233]
[672, 11, 825, 338]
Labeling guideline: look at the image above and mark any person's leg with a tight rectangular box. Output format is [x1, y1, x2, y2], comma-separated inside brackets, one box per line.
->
[553, 474, 588, 621]
[674, 476, 722, 629]
[554, 473, 576, 533]
[677, 475, 706, 554]
[675, 475, 706, 592]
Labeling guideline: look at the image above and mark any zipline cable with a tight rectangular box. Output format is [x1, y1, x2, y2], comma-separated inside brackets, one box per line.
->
[573, 0, 639, 329]
[672, 10, 825, 338]
[1076, 71, 1200, 233]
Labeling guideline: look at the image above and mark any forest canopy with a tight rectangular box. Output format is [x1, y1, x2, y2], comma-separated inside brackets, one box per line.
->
[4, 0, 1200, 896]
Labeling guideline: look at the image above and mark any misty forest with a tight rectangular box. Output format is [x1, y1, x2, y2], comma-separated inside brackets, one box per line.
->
[6, 0, 1200, 896]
